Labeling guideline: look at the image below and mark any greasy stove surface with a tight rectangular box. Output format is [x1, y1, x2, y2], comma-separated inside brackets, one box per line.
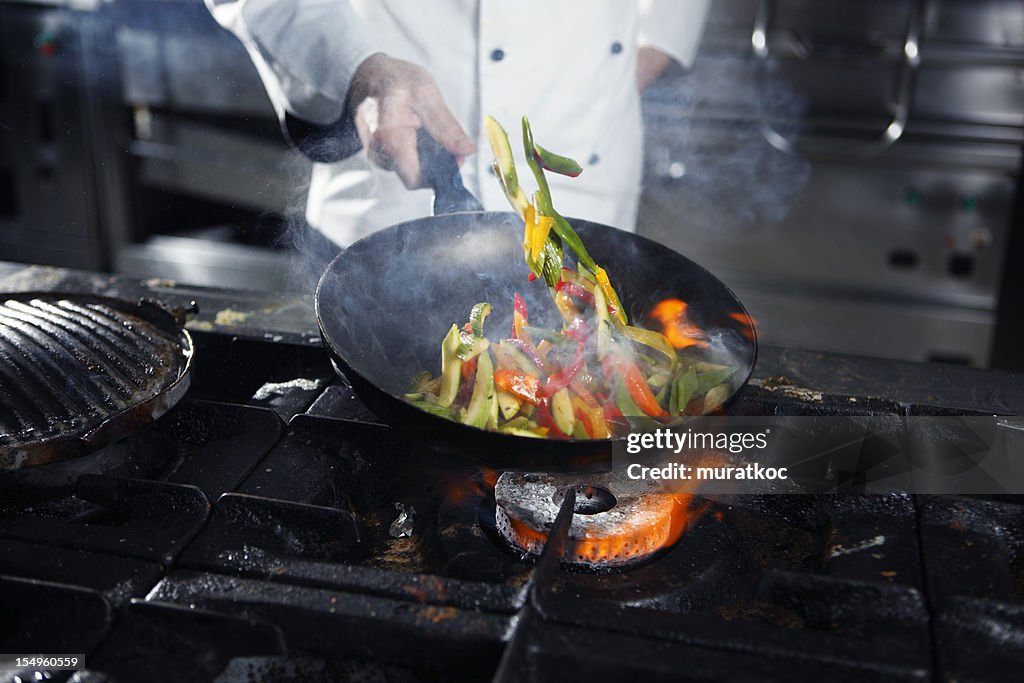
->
[3, 263, 1024, 682]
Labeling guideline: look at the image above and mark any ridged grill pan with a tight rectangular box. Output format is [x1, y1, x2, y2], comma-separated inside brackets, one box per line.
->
[0, 292, 193, 469]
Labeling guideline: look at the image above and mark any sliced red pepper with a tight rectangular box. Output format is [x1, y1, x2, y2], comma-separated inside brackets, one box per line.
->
[461, 355, 477, 383]
[512, 292, 530, 342]
[527, 272, 537, 282]
[536, 401, 568, 439]
[561, 267, 597, 292]
[571, 394, 609, 439]
[616, 356, 667, 417]
[552, 291, 580, 326]
[514, 292, 528, 320]
[512, 311, 529, 342]
[574, 406, 595, 438]
[543, 342, 585, 396]
[602, 402, 623, 420]
[494, 369, 542, 406]
[554, 280, 595, 305]
[456, 359, 476, 405]
[563, 317, 593, 344]
[570, 380, 599, 409]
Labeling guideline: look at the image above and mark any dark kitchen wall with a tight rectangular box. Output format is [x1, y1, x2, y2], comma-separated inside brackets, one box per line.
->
[640, 0, 1024, 367]
[0, 0, 1021, 364]
[990, 152, 1024, 371]
[0, 0, 121, 270]
[0, 0, 306, 290]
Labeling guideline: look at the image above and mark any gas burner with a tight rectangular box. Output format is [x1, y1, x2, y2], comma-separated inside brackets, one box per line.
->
[494, 471, 693, 568]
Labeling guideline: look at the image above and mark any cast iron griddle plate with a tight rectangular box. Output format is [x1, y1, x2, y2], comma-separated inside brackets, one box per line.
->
[0, 293, 193, 469]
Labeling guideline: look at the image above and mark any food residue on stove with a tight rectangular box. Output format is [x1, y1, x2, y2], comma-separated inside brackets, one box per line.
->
[827, 535, 886, 558]
[252, 378, 323, 401]
[143, 277, 178, 288]
[389, 502, 416, 539]
[214, 307, 251, 326]
[761, 375, 793, 390]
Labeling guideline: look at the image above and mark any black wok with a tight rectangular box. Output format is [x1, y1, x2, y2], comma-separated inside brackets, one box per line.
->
[315, 134, 756, 471]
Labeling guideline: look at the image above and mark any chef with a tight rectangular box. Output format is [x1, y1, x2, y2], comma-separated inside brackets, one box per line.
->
[206, 0, 710, 247]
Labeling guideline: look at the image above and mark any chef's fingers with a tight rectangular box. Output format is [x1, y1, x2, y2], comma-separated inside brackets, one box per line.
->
[376, 126, 420, 188]
[412, 81, 476, 159]
[352, 55, 471, 188]
[372, 95, 423, 187]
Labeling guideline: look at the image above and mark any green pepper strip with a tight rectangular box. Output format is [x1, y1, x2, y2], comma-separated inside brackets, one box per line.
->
[488, 115, 562, 284]
[534, 143, 583, 177]
[521, 117, 599, 273]
[614, 374, 646, 417]
[697, 367, 737, 394]
[672, 365, 699, 416]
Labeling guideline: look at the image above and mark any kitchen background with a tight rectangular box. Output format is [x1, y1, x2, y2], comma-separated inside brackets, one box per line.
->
[0, 0, 1022, 369]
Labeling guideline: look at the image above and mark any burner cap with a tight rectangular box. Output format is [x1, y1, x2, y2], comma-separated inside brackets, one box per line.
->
[494, 471, 693, 567]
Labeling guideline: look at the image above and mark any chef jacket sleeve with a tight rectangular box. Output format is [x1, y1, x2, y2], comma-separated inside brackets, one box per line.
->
[636, 0, 711, 69]
[205, 0, 378, 125]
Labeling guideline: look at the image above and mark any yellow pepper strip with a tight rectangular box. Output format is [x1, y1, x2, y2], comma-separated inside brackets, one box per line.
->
[594, 266, 627, 325]
[559, 267, 596, 293]
[617, 323, 678, 371]
[521, 204, 533, 260]
[523, 202, 555, 264]
[512, 310, 532, 345]
[571, 395, 610, 439]
[553, 290, 580, 325]
[535, 339, 554, 364]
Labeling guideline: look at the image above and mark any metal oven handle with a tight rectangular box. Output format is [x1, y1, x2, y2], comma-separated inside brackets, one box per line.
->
[751, 0, 927, 158]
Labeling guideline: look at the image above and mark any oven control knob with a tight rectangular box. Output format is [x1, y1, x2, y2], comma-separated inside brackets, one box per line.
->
[33, 31, 58, 57]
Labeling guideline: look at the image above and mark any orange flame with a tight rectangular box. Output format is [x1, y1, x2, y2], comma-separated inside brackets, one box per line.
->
[443, 468, 498, 506]
[572, 493, 696, 563]
[505, 493, 698, 564]
[650, 299, 708, 349]
[727, 312, 757, 341]
[557, 452, 728, 562]
[500, 452, 733, 565]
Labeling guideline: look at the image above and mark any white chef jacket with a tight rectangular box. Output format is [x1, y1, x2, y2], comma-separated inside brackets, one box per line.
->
[207, 0, 710, 246]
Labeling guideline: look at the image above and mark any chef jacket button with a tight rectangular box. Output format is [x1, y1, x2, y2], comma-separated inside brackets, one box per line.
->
[490, 48, 505, 62]
[588, 153, 600, 165]
[610, 41, 623, 54]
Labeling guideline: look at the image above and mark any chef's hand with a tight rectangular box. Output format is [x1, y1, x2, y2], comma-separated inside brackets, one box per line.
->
[636, 46, 673, 92]
[348, 53, 476, 189]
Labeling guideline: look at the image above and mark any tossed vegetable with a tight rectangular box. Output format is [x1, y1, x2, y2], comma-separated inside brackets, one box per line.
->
[403, 116, 741, 439]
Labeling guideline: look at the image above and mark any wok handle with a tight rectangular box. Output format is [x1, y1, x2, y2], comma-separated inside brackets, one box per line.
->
[416, 128, 484, 215]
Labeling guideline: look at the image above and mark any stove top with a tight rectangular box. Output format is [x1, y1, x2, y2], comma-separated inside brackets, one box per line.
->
[2, 263, 1024, 682]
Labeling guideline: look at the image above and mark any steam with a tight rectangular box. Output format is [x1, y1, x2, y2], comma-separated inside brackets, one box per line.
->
[639, 55, 812, 240]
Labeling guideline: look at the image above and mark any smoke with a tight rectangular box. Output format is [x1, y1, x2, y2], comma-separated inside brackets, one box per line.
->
[639, 54, 812, 242]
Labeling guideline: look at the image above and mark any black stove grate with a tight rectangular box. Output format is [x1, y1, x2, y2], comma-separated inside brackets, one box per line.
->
[2, 319, 1023, 682]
